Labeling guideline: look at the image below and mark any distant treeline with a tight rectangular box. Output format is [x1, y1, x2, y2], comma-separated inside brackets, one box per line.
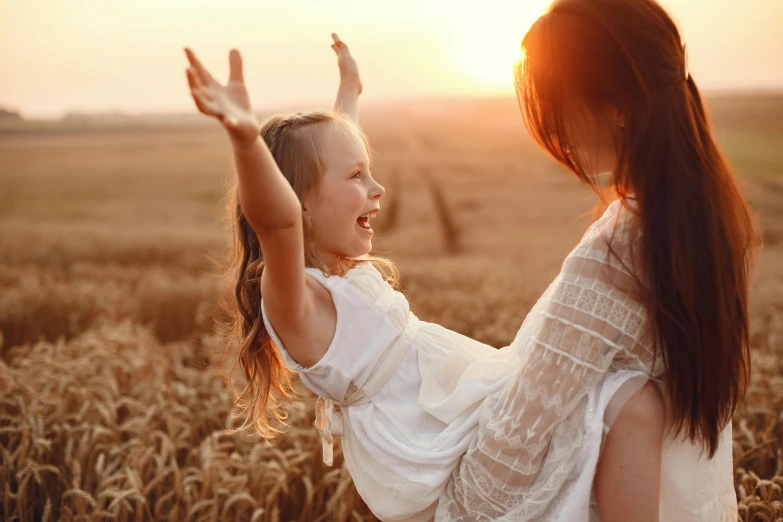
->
[0, 108, 22, 121]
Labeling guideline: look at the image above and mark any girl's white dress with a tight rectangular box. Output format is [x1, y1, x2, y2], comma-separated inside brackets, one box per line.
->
[261, 199, 737, 522]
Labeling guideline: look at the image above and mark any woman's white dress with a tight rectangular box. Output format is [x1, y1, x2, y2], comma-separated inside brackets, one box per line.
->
[435, 198, 738, 522]
[260, 198, 737, 522]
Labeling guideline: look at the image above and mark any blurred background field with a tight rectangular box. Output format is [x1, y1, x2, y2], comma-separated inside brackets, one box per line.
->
[1, 94, 782, 521]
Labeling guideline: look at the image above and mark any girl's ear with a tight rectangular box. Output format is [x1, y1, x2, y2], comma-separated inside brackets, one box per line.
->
[302, 194, 314, 228]
[302, 190, 314, 214]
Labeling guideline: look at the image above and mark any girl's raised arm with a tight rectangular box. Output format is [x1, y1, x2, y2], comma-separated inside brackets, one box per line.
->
[331, 33, 362, 123]
[185, 48, 311, 350]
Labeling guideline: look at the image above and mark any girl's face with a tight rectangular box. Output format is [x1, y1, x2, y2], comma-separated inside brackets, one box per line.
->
[304, 124, 385, 267]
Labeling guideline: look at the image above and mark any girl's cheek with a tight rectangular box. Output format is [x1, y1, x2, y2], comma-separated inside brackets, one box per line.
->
[320, 188, 345, 214]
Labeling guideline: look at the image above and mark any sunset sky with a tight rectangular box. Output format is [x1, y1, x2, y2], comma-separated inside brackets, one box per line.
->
[1, 0, 782, 118]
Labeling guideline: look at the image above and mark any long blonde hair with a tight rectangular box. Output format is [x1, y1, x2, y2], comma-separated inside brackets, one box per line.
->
[218, 110, 398, 439]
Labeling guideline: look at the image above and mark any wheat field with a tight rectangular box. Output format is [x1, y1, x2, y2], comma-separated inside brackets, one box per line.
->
[1, 95, 782, 521]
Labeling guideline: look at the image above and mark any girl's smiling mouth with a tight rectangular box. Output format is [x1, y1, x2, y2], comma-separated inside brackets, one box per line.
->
[357, 209, 378, 231]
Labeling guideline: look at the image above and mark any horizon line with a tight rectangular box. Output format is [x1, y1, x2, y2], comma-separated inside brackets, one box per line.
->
[3, 87, 783, 122]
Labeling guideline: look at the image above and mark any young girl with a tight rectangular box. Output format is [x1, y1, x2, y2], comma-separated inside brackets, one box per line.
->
[185, 34, 661, 522]
[436, 0, 757, 521]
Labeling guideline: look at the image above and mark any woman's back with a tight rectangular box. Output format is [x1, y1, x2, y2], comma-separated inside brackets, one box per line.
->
[656, 409, 736, 520]
[597, 200, 737, 519]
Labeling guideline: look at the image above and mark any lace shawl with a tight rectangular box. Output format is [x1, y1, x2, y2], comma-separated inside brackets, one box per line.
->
[436, 200, 660, 521]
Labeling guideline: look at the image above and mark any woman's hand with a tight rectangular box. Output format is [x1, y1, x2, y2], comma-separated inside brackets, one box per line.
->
[331, 33, 362, 95]
[185, 47, 260, 149]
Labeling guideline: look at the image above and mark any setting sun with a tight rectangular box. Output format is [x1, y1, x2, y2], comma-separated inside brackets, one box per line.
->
[439, 2, 546, 93]
[447, 30, 529, 94]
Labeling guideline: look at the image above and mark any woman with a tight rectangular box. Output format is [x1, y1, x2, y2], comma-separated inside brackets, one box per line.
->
[436, 0, 758, 520]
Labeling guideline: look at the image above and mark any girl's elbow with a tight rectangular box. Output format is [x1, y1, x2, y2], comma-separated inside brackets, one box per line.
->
[243, 203, 302, 237]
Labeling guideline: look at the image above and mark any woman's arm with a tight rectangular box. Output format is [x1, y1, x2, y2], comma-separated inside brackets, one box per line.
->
[185, 48, 313, 357]
[438, 235, 651, 520]
[331, 33, 362, 123]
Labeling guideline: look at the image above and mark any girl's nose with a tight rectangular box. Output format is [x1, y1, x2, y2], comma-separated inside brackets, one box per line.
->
[370, 180, 385, 199]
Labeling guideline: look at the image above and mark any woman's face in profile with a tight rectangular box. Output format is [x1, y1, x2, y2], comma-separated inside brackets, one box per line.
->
[561, 101, 624, 179]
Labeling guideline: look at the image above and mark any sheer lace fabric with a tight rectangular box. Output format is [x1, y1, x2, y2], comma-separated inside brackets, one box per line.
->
[435, 199, 736, 521]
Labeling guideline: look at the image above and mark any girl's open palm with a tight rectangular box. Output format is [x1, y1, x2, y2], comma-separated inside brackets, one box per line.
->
[331, 33, 362, 94]
[185, 48, 259, 146]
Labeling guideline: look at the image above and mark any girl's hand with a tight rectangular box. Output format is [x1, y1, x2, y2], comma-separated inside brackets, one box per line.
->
[331, 33, 362, 95]
[185, 47, 260, 148]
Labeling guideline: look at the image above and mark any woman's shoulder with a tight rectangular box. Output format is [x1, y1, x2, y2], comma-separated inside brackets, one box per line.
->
[569, 198, 641, 268]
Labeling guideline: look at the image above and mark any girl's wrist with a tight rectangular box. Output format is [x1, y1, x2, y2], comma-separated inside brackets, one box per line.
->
[229, 132, 261, 155]
[226, 117, 262, 151]
[340, 76, 363, 94]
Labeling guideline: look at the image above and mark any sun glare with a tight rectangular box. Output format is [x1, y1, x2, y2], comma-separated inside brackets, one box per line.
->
[450, 34, 526, 93]
[443, 3, 546, 94]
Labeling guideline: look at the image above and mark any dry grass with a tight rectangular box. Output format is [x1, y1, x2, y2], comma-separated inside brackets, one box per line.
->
[1, 95, 783, 521]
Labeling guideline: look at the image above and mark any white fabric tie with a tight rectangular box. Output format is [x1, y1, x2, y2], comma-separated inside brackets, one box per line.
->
[314, 314, 420, 466]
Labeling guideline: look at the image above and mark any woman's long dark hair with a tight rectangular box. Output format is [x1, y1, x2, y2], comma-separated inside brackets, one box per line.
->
[518, 0, 759, 456]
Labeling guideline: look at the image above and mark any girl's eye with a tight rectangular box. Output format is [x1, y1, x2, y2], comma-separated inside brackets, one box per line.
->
[351, 171, 361, 179]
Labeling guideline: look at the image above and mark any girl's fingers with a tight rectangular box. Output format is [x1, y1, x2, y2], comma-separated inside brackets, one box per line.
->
[191, 89, 235, 128]
[189, 91, 212, 116]
[192, 85, 215, 103]
[186, 67, 203, 90]
[184, 47, 217, 87]
[228, 49, 244, 83]
[185, 47, 239, 127]
[187, 68, 218, 103]
[190, 91, 213, 116]
[331, 33, 347, 51]
[332, 43, 348, 57]
[187, 82, 221, 117]
[184, 48, 202, 76]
